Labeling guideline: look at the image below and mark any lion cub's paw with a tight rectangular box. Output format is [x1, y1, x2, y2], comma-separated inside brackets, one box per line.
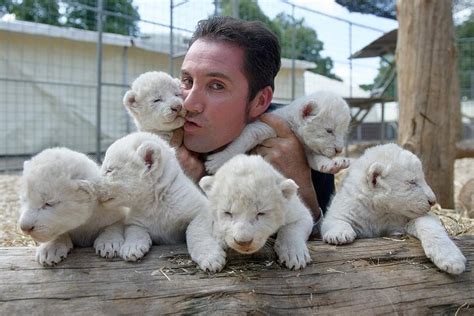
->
[322, 224, 356, 245]
[274, 239, 311, 270]
[424, 241, 466, 275]
[120, 235, 152, 262]
[319, 158, 351, 174]
[36, 240, 73, 266]
[193, 246, 227, 273]
[94, 233, 124, 259]
[205, 153, 229, 175]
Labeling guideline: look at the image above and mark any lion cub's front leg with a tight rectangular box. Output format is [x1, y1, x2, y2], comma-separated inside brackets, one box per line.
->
[274, 220, 312, 270]
[94, 221, 124, 259]
[406, 214, 466, 275]
[321, 218, 357, 245]
[307, 154, 351, 174]
[36, 233, 73, 266]
[186, 214, 227, 273]
[120, 224, 152, 262]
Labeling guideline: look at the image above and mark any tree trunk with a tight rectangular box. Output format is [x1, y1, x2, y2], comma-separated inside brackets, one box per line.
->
[396, 0, 460, 208]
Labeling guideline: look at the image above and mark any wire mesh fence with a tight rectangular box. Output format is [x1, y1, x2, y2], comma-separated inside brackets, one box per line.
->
[0, 0, 472, 172]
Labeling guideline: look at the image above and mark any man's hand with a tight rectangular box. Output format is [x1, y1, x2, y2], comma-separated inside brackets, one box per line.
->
[250, 113, 321, 220]
[170, 128, 205, 183]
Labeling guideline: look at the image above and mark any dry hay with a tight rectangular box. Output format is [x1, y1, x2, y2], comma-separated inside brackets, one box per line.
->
[1, 157, 474, 247]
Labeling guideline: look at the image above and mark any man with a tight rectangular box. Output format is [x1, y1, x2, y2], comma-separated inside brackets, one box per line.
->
[171, 16, 334, 229]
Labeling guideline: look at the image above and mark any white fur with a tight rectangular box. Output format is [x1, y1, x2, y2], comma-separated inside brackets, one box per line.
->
[187, 154, 314, 273]
[205, 91, 351, 174]
[18, 148, 126, 266]
[123, 71, 186, 141]
[100, 132, 208, 261]
[321, 143, 466, 275]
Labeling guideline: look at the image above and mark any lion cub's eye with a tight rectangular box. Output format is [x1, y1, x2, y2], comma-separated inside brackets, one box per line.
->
[408, 180, 417, 186]
[224, 211, 233, 218]
[326, 128, 334, 134]
[153, 98, 162, 103]
[104, 168, 114, 175]
[42, 201, 57, 209]
[256, 212, 266, 219]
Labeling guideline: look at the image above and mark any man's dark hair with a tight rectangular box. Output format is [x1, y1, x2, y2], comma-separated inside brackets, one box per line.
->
[189, 16, 281, 102]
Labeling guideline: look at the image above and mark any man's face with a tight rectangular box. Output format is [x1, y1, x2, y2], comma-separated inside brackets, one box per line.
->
[180, 39, 251, 153]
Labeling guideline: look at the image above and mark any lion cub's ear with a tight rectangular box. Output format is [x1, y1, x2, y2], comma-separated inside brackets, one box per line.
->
[280, 178, 298, 200]
[76, 180, 96, 197]
[136, 141, 164, 175]
[300, 100, 318, 120]
[199, 176, 214, 194]
[123, 90, 137, 108]
[367, 162, 385, 189]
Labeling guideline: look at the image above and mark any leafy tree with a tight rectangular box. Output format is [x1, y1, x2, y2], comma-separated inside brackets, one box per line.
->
[456, 12, 474, 99]
[0, 0, 61, 25]
[273, 12, 340, 80]
[64, 0, 140, 36]
[219, 0, 340, 80]
[335, 0, 396, 20]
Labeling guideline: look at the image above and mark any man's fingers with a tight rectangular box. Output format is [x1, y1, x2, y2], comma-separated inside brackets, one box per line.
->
[260, 113, 293, 138]
[170, 128, 184, 148]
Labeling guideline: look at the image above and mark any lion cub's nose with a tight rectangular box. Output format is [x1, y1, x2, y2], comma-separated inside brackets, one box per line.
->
[335, 147, 342, 155]
[171, 103, 182, 112]
[20, 224, 35, 233]
[428, 199, 437, 207]
[234, 238, 253, 247]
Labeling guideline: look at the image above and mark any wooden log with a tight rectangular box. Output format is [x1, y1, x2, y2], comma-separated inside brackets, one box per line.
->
[0, 237, 473, 315]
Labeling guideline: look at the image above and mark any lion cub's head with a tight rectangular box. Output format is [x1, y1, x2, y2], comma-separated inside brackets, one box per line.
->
[18, 148, 100, 242]
[293, 91, 350, 158]
[123, 71, 186, 132]
[356, 143, 437, 218]
[199, 155, 298, 254]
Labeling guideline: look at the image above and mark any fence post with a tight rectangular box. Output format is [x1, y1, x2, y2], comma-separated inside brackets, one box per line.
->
[96, 0, 104, 163]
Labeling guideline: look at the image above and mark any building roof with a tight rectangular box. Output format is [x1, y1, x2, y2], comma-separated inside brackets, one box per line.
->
[351, 29, 397, 59]
[0, 19, 189, 54]
[304, 71, 370, 99]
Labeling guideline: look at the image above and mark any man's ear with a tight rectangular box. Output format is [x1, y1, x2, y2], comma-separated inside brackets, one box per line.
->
[199, 176, 214, 194]
[136, 141, 163, 174]
[367, 162, 385, 189]
[248, 86, 273, 121]
[280, 178, 298, 200]
[123, 90, 137, 108]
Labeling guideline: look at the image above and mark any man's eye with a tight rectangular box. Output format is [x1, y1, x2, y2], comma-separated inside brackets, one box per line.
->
[181, 78, 192, 88]
[209, 82, 224, 90]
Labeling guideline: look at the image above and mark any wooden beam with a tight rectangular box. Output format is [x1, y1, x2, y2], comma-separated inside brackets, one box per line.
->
[1, 237, 473, 314]
[456, 139, 474, 159]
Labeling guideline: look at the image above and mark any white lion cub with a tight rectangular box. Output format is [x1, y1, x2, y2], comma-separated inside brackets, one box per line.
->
[19, 148, 126, 266]
[205, 91, 351, 174]
[123, 71, 186, 141]
[187, 154, 314, 273]
[100, 132, 208, 262]
[321, 143, 466, 275]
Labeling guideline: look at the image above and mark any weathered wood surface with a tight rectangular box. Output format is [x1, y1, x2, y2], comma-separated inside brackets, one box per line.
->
[1, 237, 473, 315]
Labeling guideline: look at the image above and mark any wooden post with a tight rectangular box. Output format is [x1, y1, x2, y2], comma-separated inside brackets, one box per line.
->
[396, 0, 460, 208]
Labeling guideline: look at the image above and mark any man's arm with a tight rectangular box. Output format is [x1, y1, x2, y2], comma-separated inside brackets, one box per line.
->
[170, 128, 205, 183]
[250, 113, 321, 221]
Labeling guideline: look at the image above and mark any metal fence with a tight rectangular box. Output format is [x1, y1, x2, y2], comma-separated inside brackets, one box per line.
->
[0, 0, 472, 172]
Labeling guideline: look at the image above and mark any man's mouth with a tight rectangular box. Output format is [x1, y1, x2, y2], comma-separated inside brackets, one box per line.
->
[184, 119, 201, 131]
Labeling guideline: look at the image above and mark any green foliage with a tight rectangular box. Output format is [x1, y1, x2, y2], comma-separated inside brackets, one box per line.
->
[219, 0, 340, 80]
[456, 13, 474, 99]
[64, 0, 140, 36]
[0, 0, 140, 36]
[1, 0, 61, 25]
[335, 0, 396, 20]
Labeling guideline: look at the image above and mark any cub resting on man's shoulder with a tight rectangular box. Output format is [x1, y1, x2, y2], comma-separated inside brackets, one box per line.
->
[205, 91, 351, 174]
[100, 132, 208, 262]
[321, 143, 466, 275]
[123, 71, 186, 142]
[187, 154, 314, 273]
[18, 147, 126, 266]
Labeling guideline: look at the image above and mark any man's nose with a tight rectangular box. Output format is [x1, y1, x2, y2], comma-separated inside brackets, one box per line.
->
[182, 86, 204, 113]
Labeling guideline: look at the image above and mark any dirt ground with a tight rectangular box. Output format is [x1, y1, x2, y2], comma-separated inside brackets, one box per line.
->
[1, 158, 473, 247]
